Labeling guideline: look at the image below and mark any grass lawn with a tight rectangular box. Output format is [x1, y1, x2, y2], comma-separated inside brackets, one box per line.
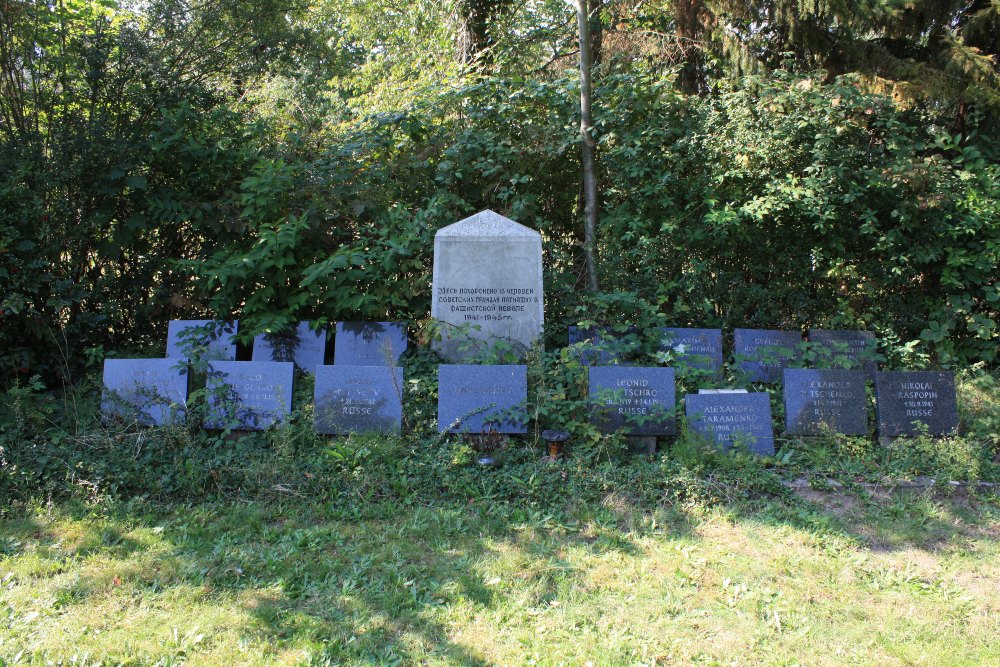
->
[1, 488, 997, 666]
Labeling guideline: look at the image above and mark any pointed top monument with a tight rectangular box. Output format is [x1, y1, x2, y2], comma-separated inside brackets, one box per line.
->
[436, 209, 541, 238]
[431, 210, 544, 362]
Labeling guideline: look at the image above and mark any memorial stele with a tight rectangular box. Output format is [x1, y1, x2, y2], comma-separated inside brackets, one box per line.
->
[432, 210, 544, 362]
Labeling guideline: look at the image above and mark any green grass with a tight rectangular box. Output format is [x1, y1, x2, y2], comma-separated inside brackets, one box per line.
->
[1, 489, 997, 666]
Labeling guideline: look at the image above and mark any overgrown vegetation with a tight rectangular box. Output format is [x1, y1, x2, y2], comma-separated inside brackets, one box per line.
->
[2, 341, 997, 511]
[3, 0, 1000, 387]
[2, 4, 999, 660]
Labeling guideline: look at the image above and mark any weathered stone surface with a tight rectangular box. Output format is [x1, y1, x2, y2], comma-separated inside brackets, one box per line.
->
[205, 361, 294, 430]
[437, 364, 527, 434]
[334, 322, 407, 366]
[102, 358, 187, 425]
[875, 371, 958, 437]
[589, 366, 676, 436]
[733, 328, 803, 383]
[659, 328, 724, 375]
[685, 392, 774, 455]
[314, 365, 403, 435]
[809, 329, 878, 379]
[166, 320, 238, 361]
[252, 322, 327, 371]
[783, 368, 868, 436]
[431, 211, 543, 361]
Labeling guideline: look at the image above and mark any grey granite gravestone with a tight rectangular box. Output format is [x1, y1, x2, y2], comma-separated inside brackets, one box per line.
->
[589, 366, 676, 436]
[568, 326, 630, 365]
[809, 329, 878, 379]
[334, 322, 407, 366]
[783, 368, 868, 436]
[204, 361, 294, 430]
[660, 328, 724, 375]
[698, 389, 748, 394]
[102, 359, 187, 425]
[733, 328, 803, 383]
[252, 322, 326, 371]
[431, 211, 543, 361]
[437, 364, 527, 434]
[685, 392, 774, 455]
[314, 366, 404, 435]
[874, 371, 959, 437]
[166, 320, 238, 360]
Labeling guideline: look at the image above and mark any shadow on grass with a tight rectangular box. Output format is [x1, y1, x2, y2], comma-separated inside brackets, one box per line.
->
[1, 480, 996, 664]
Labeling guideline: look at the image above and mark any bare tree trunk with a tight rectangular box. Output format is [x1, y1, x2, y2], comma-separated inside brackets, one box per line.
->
[575, 0, 600, 292]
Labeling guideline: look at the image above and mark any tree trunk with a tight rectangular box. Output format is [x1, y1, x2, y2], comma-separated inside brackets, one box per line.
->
[576, 0, 600, 292]
[591, 0, 604, 66]
[674, 0, 706, 94]
[457, 0, 512, 67]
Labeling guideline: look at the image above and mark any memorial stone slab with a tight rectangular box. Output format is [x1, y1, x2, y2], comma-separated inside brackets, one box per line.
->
[809, 329, 878, 379]
[102, 359, 187, 425]
[589, 366, 676, 436]
[733, 328, 803, 383]
[334, 322, 408, 366]
[783, 368, 868, 436]
[438, 364, 528, 434]
[166, 320, 238, 361]
[432, 211, 543, 361]
[314, 366, 404, 435]
[685, 392, 775, 455]
[568, 326, 628, 365]
[698, 389, 748, 394]
[252, 321, 327, 371]
[660, 328, 724, 375]
[875, 371, 958, 437]
[205, 361, 294, 430]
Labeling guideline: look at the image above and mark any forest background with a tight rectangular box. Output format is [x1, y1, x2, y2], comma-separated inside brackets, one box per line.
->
[3, 0, 1000, 386]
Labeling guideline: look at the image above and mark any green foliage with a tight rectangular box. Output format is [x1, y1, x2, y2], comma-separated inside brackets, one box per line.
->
[4, 342, 996, 514]
[2, 0, 999, 515]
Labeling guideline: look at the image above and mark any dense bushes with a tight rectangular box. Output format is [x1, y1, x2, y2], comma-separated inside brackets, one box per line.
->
[6, 66, 997, 391]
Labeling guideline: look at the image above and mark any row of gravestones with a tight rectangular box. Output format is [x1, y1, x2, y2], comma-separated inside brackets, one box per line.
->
[437, 365, 958, 456]
[572, 326, 878, 381]
[422, 211, 955, 452]
[104, 320, 959, 454]
[103, 320, 408, 432]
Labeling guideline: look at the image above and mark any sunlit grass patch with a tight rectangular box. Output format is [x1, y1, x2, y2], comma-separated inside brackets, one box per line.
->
[1, 494, 998, 666]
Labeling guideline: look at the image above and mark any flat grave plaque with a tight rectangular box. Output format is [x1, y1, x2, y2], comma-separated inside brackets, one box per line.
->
[685, 392, 774, 455]
[252, 322, 327, 371]
[783, 368, 868, 436]
[314, 366, 404, 435]
[205, 361, 294, 430]
[431, 211, 544, 361]
[874, 371, 958, 437]
[102, 358, 187, 425]
[334, 322, 407, 366]
[166, 320, 238, 361]
[809, 329, 878, 378]
[733, 328, 803, 383]
[438, 364, 527, 434]
[568, 326, 629, 365]
[589, 366, 676, 436]
[660, 328, 724, 375]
